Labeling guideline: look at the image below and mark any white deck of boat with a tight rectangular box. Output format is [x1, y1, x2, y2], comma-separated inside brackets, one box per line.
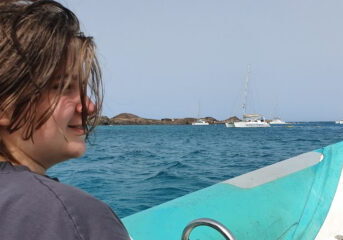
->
[223, 151, 323, 188]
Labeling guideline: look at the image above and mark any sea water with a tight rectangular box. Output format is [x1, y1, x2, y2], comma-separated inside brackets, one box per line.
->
[48, 122, 343, 218]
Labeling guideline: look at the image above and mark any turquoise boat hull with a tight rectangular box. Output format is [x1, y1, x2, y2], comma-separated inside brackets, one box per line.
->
[122, 141, 343, 239]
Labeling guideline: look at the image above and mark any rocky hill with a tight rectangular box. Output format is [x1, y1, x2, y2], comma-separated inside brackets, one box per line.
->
[97, 113, 241, 125]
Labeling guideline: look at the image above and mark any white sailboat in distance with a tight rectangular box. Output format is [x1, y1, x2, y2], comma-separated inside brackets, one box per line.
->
[225, 65, 270, 128]
[269, 117, 288, 125]
[192, 101, 209, 125]
[192, 119, 209, 125]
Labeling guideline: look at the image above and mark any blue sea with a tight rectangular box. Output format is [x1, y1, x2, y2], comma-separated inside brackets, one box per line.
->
[48, 122, 343, 218]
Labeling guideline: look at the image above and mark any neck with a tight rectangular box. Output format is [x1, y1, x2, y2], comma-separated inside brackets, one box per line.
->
[0, 145, 46, 175]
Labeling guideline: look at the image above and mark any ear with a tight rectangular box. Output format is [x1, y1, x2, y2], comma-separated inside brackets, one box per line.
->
[0, 111, 10, 127]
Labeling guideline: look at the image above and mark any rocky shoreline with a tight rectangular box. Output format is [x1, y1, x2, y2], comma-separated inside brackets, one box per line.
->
[97, 113, 240, 125]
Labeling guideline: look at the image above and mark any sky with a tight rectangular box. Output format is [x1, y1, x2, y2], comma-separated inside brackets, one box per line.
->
[58, 0, 343, 121]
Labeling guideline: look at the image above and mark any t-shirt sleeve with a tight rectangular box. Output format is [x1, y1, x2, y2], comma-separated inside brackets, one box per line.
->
[37, 175, 131, 240]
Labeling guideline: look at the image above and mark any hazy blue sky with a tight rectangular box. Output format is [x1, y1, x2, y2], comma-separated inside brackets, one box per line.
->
[58, 0, 343, 121]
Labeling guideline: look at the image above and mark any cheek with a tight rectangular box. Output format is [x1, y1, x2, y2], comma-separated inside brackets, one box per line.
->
[32, 120, 60, 141]
[51, 103, 75, 125]
[34, 98, 70, 132]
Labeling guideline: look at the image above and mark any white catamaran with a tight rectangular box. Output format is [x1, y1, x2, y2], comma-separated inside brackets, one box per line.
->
[225, 65, 270, 128]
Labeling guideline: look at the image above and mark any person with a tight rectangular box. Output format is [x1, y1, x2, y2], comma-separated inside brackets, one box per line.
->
[0, 0, 130, 239]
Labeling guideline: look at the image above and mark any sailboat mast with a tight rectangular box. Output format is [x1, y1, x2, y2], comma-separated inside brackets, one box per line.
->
[242, 65, 251, 116]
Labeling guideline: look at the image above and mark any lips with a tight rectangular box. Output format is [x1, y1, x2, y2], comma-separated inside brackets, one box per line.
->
[68, 124, 85, 134]
[68, 124, 83, 129]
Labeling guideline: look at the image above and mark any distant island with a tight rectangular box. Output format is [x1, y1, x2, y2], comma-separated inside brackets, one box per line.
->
[96, 113, 241, 125]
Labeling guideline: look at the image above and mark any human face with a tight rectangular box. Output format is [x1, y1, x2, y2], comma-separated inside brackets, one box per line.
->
[0, 75, 95, 170]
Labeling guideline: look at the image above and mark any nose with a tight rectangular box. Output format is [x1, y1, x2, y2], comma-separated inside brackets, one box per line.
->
[76, 97, 96, 115]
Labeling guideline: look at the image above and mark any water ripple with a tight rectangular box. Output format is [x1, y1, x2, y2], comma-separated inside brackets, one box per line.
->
[48, 123, 343, 218]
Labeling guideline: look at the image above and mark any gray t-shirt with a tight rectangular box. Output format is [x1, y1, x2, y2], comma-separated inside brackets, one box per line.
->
[0, 162, 130, 240]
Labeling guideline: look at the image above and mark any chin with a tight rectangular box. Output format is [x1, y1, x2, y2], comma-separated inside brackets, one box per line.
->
[67, 143, 86, 158]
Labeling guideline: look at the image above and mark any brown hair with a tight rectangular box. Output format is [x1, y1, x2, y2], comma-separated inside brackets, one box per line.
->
[0, 0, 102, 145]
